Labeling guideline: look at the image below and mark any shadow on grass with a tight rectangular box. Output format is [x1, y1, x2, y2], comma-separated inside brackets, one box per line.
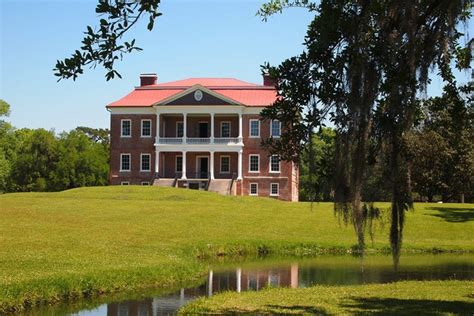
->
[207, 305, 329, 315]
[344, 297, 474, 315]
[427, 207, 474, 223]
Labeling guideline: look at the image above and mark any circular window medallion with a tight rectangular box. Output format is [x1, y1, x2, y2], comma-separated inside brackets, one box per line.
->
[194, 90, 203, 101]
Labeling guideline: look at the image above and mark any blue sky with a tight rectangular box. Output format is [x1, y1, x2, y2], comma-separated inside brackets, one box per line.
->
[0, 0, 472, 132]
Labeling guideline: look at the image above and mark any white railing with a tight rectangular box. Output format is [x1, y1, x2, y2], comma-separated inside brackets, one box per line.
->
[187, 137, 211, 144]
[214, 137, 240, 144]
[157, 137, 241, 145]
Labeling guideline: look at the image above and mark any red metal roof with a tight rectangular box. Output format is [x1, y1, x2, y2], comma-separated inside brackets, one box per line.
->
[107, 77, 277, 107]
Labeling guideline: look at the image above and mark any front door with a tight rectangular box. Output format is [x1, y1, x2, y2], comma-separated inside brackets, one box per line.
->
[199, 122, 208, 138]
[197, 157, 209, 178]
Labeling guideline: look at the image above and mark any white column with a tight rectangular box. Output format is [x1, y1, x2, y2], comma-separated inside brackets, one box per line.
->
[210, 113, 215, 143]
[238, 113, 243, 142]
[183, 113, 187, 143]
[210, 150, 215, 179]
[236, 268, 242, 293]
[237, 150, 243, 180]
[156, 113, 160, 142]
[181, 151, 187, 179]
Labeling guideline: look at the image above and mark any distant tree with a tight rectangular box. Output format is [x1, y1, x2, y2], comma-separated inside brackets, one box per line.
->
[75, 126, 110, 146]
[0, 100, 14, 192]
[0, 99, 10, 117]
[299, 127, 335, 201]
[54, 0, 162, 81]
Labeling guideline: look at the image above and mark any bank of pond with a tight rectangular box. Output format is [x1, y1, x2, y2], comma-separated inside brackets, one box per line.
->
[18, 254, 474, 315]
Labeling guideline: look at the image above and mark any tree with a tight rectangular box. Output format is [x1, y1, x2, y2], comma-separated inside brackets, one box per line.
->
[258, 0, 472, 259]
[54, 0, 162, 81]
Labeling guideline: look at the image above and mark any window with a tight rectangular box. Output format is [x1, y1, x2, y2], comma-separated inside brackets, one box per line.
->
[176, 121, 184, 137]
[221, 121, 231, 137]
[249, 119, 260, 137]
[120, 154, 131, 171]
[141, 181, 150, 186]
[176, 155, 183, 173]
[220, 156, 230, 173]
[140, 153, 151, 171]
[270, 183, 279, 196]
[141, 119, 151, 137]
[270, 155, 280, 173]
[249, 154, 260, 172]
[121, 181, 130, 186]
[271, 120, 281, 138]
[121, 119, 131, 137]
[249, 183, 258, 196]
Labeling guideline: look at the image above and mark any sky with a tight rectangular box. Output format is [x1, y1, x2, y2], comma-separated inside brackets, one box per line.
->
[0, 0, 472, 133]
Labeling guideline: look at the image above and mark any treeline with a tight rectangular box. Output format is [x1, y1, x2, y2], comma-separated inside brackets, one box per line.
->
[0, 101, 110, 193]
[300, 86, 474, 203]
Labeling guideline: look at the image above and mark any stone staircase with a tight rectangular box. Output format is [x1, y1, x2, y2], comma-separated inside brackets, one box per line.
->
[207, 179, 233, 195]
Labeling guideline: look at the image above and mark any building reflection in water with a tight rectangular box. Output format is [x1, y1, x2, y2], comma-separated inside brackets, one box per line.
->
[106, 264, 299, 316]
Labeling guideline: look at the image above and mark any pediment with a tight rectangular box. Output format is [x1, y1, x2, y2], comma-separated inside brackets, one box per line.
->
[159, 85, 240, 106]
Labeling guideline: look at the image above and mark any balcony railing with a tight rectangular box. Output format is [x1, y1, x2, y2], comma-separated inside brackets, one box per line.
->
[157, 137, 241, 145]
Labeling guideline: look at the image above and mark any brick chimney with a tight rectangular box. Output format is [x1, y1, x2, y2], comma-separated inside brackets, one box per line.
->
[140, 73, 157, 86]
[263, 72, 276, 87]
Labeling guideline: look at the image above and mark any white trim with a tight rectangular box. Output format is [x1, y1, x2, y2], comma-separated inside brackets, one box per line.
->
[196, 155, 209, 178]
[141, 181, 150, 186]
[269, 155, 281, 173]
[109, 107, 155, 115]
[271, 120, 281, 138]
[249, 154, 260, 173]
[141, 119, 152, 137]
[249, 119, 260, 138]
[140, 153, 151, 172]
[220, 121, 231, 138]
[121, 119, 132, 138]
[120, 153, 131, 172]
[270, 183, 279, 196]
[249, 182, 258, 196]
[121, 181, 130, 185]
[176, 121, 184, 137]
[175, 155, 183, 173]
[220, 155, 231, 174]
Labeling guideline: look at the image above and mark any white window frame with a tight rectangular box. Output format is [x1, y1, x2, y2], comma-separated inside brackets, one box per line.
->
[220, 155, 230, 174]
[121, 181, 130, 186]
[141, 119, 152, 138]
[121, 119, 132, 138]
[220, 121, 231, 138]
[270, 183, 279, 196]
[249, 119, 260, 138]
[141, 181, 150, 186]
[140, 153, 151, 172]
[249, 154, 260, 173]
[120, 153, 131, 172]
[176, 121, 184, 138]
[249, 183, 258, 196]
[269, 155, 281, 173]
[271, 120, 281, 138]
[175, 155, 183, 173]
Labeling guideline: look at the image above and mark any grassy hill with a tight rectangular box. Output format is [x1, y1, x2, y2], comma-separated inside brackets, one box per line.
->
[0, 186, 473, 313]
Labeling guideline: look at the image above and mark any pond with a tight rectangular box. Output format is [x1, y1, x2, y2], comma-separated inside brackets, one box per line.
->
[21, 254, 474, 316]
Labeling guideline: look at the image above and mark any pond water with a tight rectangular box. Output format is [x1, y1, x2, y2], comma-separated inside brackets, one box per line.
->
[22, 254, 474, 316]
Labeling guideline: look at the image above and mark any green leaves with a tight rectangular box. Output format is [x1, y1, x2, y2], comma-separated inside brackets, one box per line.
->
[54, 0, 162, 81]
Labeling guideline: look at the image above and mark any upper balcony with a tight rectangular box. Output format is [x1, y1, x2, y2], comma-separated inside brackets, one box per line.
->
[155, 113, 244, 149]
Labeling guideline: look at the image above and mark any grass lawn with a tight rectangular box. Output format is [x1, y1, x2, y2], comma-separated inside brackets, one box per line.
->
[180, 280, 474, 314]
[0, 186, 473, 313]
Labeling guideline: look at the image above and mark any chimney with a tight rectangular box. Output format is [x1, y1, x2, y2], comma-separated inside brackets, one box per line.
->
[140, 73, 157, 86]
[263, 72, 276, 87]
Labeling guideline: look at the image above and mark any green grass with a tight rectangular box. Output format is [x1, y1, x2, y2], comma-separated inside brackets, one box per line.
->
[0, 186, 473, 313]
[180, 280, 474, 315]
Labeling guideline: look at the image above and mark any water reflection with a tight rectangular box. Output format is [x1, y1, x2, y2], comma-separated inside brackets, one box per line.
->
[103, 256, 473, 316]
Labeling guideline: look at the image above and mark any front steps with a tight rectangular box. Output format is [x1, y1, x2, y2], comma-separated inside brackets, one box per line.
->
[153, 178, 177, 187]
[207, 179, 233, 195]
